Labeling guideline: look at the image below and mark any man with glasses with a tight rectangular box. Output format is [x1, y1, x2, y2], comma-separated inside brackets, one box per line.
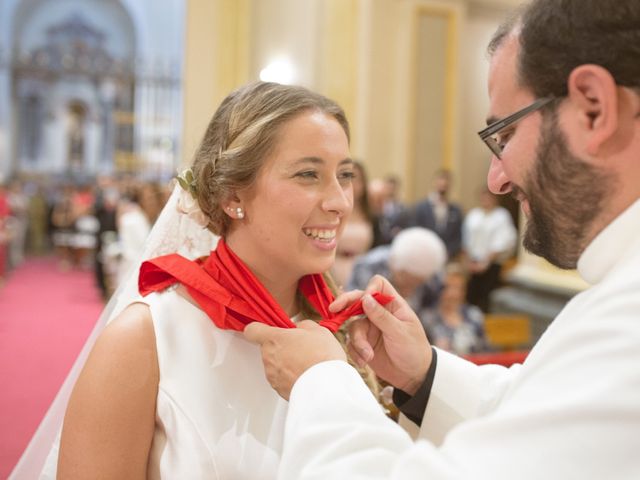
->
[246, 1, 640, 478]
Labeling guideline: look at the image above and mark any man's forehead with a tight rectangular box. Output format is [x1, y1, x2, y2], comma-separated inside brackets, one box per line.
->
[487, 34, 534, 120]
[488, 34, 520, 97]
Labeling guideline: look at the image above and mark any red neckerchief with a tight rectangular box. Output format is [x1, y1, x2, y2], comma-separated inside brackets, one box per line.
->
[138, 238, 392, 332]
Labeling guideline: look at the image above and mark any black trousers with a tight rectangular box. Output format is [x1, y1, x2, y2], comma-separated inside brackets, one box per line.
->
[466, 262, 502, 313]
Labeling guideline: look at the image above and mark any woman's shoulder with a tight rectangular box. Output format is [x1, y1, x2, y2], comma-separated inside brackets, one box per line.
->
[59, 303, 159, 478]
[99, 302, 156, 354]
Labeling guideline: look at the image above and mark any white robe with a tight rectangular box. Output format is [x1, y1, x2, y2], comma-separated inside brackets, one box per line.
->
[278, 199, 640, 480]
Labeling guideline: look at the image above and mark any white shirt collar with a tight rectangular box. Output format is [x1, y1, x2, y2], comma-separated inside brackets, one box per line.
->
[577, 199, 640, 285]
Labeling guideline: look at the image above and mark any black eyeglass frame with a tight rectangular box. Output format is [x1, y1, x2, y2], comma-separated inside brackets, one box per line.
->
[478, 96, 554, 158]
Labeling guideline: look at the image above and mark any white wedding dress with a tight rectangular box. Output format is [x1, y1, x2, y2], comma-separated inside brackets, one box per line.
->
[13, 185, 292, 479]
[39, 288, 293, 479]
[143, 288, 290, 479]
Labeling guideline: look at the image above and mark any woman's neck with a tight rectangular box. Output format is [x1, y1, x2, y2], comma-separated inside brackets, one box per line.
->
[224, 234, 300, 317]
[253, 271, 300, 317]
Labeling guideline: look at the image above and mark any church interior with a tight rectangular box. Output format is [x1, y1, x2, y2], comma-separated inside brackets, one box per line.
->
[0, 0, 592, 476]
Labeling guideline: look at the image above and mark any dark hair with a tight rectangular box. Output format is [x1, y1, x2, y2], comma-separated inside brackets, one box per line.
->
[192, 81, 350, 236]
[353, 161, 373, 222]
[490, 0, 640, 98]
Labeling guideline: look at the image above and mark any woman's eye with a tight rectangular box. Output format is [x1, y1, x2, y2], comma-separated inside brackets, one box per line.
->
[338, 171, 355, 182]
[296, 170, 319, 180]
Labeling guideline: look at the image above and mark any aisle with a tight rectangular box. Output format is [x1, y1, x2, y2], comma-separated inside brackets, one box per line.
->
[0, 257, 104, 478]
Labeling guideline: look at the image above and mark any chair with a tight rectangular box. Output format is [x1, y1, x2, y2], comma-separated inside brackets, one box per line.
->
[483, 313, 532, 351]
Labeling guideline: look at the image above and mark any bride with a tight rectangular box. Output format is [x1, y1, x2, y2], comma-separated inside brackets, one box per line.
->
[16, 81, 386, 479]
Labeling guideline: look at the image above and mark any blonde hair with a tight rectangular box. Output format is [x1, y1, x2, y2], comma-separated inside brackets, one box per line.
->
[192, 81, 350, 236]
[297, 274, 381, 399]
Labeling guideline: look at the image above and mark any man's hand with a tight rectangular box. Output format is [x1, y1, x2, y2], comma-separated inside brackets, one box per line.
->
[244, 320, 347, 400]
[330, 275, 432, 395]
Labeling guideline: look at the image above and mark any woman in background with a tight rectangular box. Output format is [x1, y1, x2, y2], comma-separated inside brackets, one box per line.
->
[331, 161, 375, 288]
[419, 264, 487, 355]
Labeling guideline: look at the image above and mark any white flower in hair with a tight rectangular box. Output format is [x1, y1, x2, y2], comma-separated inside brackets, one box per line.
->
[176, 168, 209, 228]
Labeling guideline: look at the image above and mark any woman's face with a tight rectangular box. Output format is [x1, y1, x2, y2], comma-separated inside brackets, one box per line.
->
[440, 273, 466, 305]
[227, 110, 354, 286]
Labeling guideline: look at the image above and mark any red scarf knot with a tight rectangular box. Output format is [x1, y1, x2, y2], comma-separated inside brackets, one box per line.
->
[139, 238, 392, 333]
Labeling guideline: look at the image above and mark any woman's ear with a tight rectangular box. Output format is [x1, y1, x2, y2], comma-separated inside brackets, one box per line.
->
[222, 194, 245, 220]
[566, 64, 619, 156]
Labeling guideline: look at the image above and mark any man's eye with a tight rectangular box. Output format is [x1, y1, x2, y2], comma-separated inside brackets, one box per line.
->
[497, 129, 514, 148]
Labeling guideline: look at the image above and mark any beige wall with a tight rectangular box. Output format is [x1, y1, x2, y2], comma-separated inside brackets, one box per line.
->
[458, 2, 513, 210]
[182, 0, 251, 165]
[181, 0, 514, 206]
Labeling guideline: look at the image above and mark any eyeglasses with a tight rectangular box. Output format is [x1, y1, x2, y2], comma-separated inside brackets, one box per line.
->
[478, 97, 554, 158]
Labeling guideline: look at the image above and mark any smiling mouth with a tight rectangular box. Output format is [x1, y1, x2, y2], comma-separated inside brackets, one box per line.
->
[302, 228, 337, 242]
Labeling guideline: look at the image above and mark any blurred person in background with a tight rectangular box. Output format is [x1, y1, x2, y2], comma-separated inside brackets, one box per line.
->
[368, 175, 408, 246]
[94, 186, 120, 299]
[27, 182, 50, 255]
[419, 264, 486, 355]
[70, 184, 99, 269]
[115, 185, 153, 285]
[348, 227, 447, 313]
[331, 160, 375, 288]
[368, 178, 389, 245]
[0, 183, 11, 286]
[411, 169, 464, 259]
[137, 181, 165, 225]
[383, 174, 406, 233]
[7, 179, 28, 269]
[463, 187, 518, 312]
[50, 184, 77, 270]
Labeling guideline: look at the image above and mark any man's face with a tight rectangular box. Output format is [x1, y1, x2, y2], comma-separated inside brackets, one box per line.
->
[486, 35, 614, 269]
[519, 112, 614, 268]
[434, 174, 450, 196]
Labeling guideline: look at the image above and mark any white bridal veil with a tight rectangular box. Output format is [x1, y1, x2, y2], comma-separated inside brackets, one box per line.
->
[10, 184, 219, 479]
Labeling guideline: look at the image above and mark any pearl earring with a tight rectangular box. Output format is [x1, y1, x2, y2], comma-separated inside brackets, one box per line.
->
[236, 207, 244, 219]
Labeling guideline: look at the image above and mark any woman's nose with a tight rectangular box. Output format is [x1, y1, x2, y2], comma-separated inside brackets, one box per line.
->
[487, 156, 512, 194]
[323, 179, 353, 216]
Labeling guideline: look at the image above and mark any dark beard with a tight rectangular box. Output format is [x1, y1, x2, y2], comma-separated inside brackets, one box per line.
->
[519, 111, 615, 269]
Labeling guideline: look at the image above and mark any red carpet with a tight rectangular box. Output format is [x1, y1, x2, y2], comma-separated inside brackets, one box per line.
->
[0, 257, 104, 478]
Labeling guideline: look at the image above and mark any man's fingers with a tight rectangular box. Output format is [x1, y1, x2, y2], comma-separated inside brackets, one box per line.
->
[364, 275, 399, 297]
[346, 342, 367, 368]
[329, 289, 364, 313]
[243, 322, 277, 345]
[348, 318, 374, 362]
[362, 294, 398, 334]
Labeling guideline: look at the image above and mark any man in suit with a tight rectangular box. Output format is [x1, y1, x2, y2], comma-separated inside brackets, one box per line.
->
[411, 169, 463, 259]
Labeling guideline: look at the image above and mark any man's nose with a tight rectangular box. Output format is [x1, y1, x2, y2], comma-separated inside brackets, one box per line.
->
[487, 156, 512, 194]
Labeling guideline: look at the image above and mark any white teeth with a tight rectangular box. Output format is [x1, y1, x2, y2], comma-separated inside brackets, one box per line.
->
[303, 228, 336, 241]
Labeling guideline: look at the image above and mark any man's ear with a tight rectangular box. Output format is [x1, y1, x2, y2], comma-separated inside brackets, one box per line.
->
[566, 64, 619, 156]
